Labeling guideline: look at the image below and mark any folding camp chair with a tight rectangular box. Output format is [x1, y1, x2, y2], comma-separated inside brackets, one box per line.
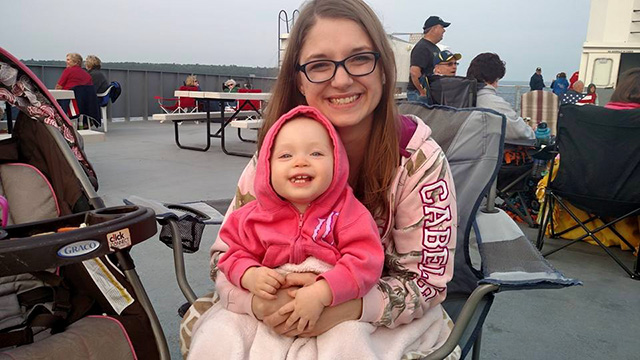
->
[398, 102, 579, 359]
[154, 95, 198, 114]
[536, 104, 640, 279]
[428, 75, 477, 108]
[520, 90, 559, 135]
[133, 102, 578, 359]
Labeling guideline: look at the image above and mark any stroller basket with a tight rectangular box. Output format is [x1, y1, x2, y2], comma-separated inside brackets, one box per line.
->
[159, 205, 206, 253]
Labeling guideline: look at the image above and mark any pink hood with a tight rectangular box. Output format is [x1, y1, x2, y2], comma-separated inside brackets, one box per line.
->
[254, 105, 350, 213]
[218, 106, 384, 305]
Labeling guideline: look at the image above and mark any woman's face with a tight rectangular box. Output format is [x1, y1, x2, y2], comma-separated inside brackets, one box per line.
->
[65, 55, 74, 68]
[297, 18, 383, 134]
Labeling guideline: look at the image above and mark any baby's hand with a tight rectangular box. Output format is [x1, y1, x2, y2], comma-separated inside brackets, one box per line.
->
[283, 272, 317, 288]
[278, 280, 332, 331]
[241, 267, 286, 300]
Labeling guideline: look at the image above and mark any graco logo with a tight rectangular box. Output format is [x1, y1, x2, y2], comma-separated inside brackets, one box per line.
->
[57, 240, 101, 258]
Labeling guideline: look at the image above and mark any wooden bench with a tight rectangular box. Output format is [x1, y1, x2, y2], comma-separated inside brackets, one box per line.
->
[151, 110, 258, 123]
[230, 118, 263, 129]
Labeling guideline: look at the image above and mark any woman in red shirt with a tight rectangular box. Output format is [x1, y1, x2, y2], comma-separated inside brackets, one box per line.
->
[55, 53, 93, 90]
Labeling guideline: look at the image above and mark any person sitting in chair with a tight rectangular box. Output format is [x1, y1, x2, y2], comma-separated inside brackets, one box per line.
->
[604, 68, 640, 110]
[560, 80, 585, 105]
[467, 53, 535, 143]
[55, 53, 93, 90]
[433, 49, 461, 76]
[85, 55, 109, 94]
[177, 75, 200, 111]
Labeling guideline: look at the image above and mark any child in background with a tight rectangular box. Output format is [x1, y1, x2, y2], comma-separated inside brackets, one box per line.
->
[217, 105, 384, 332]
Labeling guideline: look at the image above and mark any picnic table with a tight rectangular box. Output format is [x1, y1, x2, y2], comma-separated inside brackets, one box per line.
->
[170, 90, 270, 157]
[50, 89, 77, 117]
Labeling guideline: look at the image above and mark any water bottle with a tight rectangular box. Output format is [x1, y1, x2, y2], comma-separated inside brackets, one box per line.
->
[535, 122, 551, 147]
[531, 123, 550, 178]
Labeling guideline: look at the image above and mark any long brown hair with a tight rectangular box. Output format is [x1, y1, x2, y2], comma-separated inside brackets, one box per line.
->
[610, 68, 640, 104]
[259, 0, 399, 217]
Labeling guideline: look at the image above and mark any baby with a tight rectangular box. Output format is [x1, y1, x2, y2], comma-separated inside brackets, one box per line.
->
[218, 105, 384, 331]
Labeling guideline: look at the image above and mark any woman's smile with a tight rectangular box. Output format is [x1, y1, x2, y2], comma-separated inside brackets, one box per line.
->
[297, 18, 383, 134]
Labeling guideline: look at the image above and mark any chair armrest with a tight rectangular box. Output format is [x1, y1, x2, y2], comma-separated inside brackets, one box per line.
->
[423, 284, 499, 360]
[475, 209, 580, 289]
[123, 196, 230, 304]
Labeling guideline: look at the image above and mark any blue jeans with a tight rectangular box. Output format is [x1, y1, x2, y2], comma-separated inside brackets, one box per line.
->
[407, 90, 431, 105]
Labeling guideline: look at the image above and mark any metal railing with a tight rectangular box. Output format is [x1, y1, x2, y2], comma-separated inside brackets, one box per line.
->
[25, 64, 277, 121]
[21, 64, 531, 121]
[496, 84, 527, 116]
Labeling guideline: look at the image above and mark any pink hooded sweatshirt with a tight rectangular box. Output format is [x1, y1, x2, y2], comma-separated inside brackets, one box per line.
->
[217, 106, 384, 306]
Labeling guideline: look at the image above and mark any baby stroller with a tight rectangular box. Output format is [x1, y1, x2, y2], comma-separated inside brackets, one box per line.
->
[0, 47, 169, 359]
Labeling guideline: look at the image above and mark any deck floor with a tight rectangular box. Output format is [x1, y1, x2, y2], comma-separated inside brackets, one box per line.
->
[84, 120, 640, 360]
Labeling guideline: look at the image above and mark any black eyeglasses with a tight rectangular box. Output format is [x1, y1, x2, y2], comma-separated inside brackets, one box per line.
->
[296, 51, 381, 83]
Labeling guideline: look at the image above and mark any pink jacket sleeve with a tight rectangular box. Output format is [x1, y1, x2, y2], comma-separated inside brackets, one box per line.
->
[210, 158, 258, 316]
[359, 136, 457, 329]
[216, 208, 264, 289]
[318, 210, 384, 306]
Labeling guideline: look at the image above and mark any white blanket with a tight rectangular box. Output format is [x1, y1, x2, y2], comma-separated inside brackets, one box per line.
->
[188, 259, 460, 360]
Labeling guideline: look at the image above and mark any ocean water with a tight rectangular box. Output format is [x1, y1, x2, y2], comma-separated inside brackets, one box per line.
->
[496, 80, 530, 111]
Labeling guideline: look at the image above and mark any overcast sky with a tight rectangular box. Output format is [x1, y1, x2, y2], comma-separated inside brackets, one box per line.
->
[4, 0, 591, 81]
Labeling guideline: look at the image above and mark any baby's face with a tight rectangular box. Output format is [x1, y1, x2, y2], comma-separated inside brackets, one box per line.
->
[270, 117, 334, 212]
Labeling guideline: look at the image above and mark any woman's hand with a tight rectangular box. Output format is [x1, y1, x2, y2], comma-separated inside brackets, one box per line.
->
[264, 298, 363, 337]
[283, 272, 317, 288]
[251, 287, 295, 320]
[251, 272, 316, 321]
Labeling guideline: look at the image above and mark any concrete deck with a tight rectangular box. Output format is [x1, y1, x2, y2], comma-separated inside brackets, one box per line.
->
[83, 120, 639, 360]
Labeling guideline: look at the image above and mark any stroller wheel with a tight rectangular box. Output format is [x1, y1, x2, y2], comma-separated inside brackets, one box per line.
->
[178, 301, 191, 318]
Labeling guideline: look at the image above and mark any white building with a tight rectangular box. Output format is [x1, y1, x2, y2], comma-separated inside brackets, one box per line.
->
[579, 0, 640, 100]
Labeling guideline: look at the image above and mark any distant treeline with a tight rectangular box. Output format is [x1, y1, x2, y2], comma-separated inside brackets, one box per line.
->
[22, 60, 279, 78]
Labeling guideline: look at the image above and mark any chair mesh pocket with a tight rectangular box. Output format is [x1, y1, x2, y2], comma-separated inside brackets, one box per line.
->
[159, 215, 204, 253]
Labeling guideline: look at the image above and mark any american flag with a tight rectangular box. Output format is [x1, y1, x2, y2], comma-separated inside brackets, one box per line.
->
[560, 90, 585, 105]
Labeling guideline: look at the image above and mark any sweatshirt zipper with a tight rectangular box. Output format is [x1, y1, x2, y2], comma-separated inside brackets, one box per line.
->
[291, 206, 306, 263]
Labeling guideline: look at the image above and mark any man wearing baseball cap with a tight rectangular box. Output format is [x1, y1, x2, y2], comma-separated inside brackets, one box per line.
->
[433, 49, 462, 76]
[407, 16, 451, 103]
[529, 67, 545, 91]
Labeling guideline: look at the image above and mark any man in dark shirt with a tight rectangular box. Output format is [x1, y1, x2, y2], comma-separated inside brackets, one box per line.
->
[529, 67, 545, 91]
[407, 16, 450, 103]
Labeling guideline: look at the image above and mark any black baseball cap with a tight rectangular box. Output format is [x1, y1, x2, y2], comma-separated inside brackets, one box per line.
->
[423, 16, 450, 31]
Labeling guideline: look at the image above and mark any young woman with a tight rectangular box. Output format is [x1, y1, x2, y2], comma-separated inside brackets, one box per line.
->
[185, 1, 459, 358]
